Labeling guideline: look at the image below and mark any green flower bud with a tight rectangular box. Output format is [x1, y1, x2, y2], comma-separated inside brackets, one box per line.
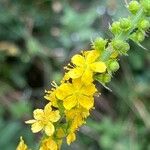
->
[119, 18, 132, 31]
[141, 0, 150, 16]
[130, 30, 145, 42]
[109, 60, 120, 72]
[139, 19, 150, 30]
[103, 74, 111, 83]
[95, 74, 111, 84]
[136, 31, 145, 42]
[130, 32, 137, 42]
[110, 21, 121, 34]
[111, 40, 130, 55]
[97, 74, 103, 82]
[93, 37, 107, 51]
[128, 1, 140, 14]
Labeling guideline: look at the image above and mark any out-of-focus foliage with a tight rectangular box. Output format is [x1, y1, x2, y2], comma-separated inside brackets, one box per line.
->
[0, 0, 149, 149]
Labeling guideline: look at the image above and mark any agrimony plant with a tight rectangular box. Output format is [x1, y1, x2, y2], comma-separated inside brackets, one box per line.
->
[16, 0, 150, 149]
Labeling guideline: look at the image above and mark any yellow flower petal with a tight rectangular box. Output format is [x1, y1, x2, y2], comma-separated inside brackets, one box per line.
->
[63, 95, 77, 110]
[25, 119, 36, 124]
[61, 72, 70, 82]
[71, 54, 85, 66]
[44, 122, 55, 136]
[81, 69, 93, 84]
[44, 92, 58, 108]
[42, 138, 58, 150]
[44, 90, 58, 107]
[46, 139, 58, 150]
[33, 109, 44, 120]
[68, 67, 83, 79]
[81, 83, 97, 96]
[39, 137, 58, 150]
[48, 110, 60, 122]
[56, 83, 73, 100]
[67, 133, 76, 145]
[16, 136, 28, 150]
[78, 96, 94, 110]
[90, 61, 106, 73]
[44, 102, 52, 114]
[44, 94, 50, 100]
[86, 50, 100, 63]
[31, 121, 43, 133]
[72, 78, 82, 88]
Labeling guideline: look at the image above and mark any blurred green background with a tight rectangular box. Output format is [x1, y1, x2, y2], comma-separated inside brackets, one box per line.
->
[0, 0, 150, 150]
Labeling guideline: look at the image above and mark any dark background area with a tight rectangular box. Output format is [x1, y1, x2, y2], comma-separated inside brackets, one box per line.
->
[0, 0, 150, 149]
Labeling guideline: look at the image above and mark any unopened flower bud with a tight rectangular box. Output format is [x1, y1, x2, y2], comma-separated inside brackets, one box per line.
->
[112, 40, 130, 55]
[119, 18, 131, 31]
[139, 19, 150, 30]
[130, 30, 145, 42]
[93, 37, 107, 51]
[103, 74, 111, 83]
[136, 31, 145, 42]
[95, 74, 111, 84]
[109, 60, 120, 72]
[141, 0, 150, 16]
[128, 1, 140, 14]
[110, 21, 121, 34]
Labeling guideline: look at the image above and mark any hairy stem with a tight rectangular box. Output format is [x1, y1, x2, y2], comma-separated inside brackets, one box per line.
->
[101, 8, 144, 61]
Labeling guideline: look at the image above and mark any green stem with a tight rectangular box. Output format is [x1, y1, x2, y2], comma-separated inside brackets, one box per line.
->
[100, 44, 113, 61]
[100, 9, 144, 62]
[115, 9, 144, 41]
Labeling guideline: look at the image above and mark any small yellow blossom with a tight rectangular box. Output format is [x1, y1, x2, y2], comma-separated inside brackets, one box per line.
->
[44, 81, 59, 107]
[66, 107, 89, 121]
[66, 107, 90, 132]
[25, 103, 60, 136]
[44, 90, 58, 108]
[39, 137, 58, 150]
[16, 137, 28, 150]
[70, 115, 84, 132]
[56, 79, 97, 110]
[67, 132, 76, 145]
[67, 50, 106, 84]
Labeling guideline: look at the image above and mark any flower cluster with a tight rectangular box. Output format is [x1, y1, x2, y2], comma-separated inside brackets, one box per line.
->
[16, 0, 149, 149]
[42, 49, 106, 147]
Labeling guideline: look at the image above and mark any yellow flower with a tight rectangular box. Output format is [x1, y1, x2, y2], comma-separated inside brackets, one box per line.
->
[16, 137, 28, 150]
[44, 81, 59, 107]
[25, 103, 60, 136]
[67, 50, 106, 84]
[44, 90, 58, 108]
[56, 79, 97, 110]
[69, 114, 84, 132]
[67, 133, 76, 145]
[66, 107, 90, 132]
[39, 137, 58, 150]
